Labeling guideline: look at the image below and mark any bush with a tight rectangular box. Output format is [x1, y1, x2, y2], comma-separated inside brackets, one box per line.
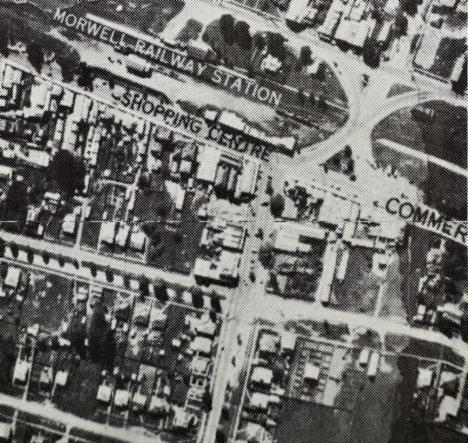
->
[10, 243, 18, 259]
[154, 279, 168, 303]
[26, 248, 34, 264]
[191, 286, 204, 309]
[270, 194, 285, 218]
[42, 252, 50, 265]
[105, 267, 114, 283]
[211, 296, 222, 313]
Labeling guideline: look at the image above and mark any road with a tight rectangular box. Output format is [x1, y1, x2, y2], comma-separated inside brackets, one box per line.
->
[0, 229, 196, 288]
[0, 394, 160, 443]
[376, 139, 468, 178]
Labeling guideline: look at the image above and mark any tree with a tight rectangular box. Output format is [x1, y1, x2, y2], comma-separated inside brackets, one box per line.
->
[258, 242, 275, 269]
[105, 266, 114, 283]
[10, 242, 18, 259]
[48, 150, 86, 197]
[42, 251, 50, 265]
[270, 194, 285, 218]
[139, 275, 150, 298]
[344, 145, 352, 158]
[191, 286, 204, 309]
[202, 388, 213, 412]
[27, 41, 44, 73]
[26, 248, 34, 264]
[211, 295, 222, 313]
[0, 238, 5, 257]
[154, 279, 168, 303]
[267, 33, 286, 59]
[0, 28, 9, 58]
[5, 180, 28, 215]
[58, 256, 65, 267]
[219, 14, 235, 44]
[234, 21, 251, 50]
[400, 0, 421, 16]
[73, 259, 79, 270]
[394, 10, 408, 37]
[363, 40, 381, 68]
[90, 264, 97, 278]
[253, 33, 266, 51]
[299, 46, 312, 66]
[56, 48, 80, 83]
[215, 430, 226, 443]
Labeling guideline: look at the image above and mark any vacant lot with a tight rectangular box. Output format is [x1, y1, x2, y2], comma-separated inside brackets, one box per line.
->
[332, 247, 380, 314]
[22, 273, 74, 332]
[275, 400, 352, 443]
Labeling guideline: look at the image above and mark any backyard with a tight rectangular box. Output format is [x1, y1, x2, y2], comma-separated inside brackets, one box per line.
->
[331, 247, 381, 314]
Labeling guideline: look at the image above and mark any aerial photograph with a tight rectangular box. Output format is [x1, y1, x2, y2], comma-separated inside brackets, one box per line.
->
[0, 0, 466, 442]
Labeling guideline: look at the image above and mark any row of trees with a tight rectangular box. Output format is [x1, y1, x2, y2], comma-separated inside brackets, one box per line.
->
[0, 239, 224, 312]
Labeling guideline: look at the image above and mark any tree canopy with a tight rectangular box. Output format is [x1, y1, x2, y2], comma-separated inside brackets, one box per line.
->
[270, 193, 285, 218]
[27, 41, 44, 73]
[48, 150, 86, 196]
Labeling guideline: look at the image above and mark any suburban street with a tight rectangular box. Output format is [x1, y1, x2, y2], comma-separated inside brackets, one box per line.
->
[0, 0, 466, 442]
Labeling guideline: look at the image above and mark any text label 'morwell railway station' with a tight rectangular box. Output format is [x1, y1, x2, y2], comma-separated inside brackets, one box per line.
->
[385, 198, 466, 246]
[53, 8, 283, 108]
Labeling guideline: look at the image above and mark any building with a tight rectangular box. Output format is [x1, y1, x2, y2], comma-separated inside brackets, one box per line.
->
[258, 331, 279, 355]
[251, 367, 273, 386]
[190, 336, 213, 355]
[4, 266, 20, 290]
[193, 250, 241, 286]
[304, 363, 320, 382]
[274, 222, 327, 254]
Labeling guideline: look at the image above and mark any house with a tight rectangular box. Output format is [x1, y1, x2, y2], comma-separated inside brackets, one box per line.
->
[55, 370, 68, 387]
[280, 331, 297, 352]
[62, 212, 77, 236]
[304, 363, 320, 383]
[13, 359, 30, 384]
[114, 389, 130, 407]
[100, 222, 116, 245]
[437, 395, 459, 421]
[4, 266, 21, 290]
[132, 392, 148, 411]
[96, 384, 113, 403]
[191, 357, 210, 375]
[149, 396, 170, 415]
[130, 228, 147, 252]
[251, 367, 273, 386]
[258, 331, 279, 355]
[249, 392, 270, 410]
[0, 422, 11, 441]
[116, 223, 130, 248]
[191, 336, 213, 355]
[417, 367, 434, 389]
[197, 145, 222, 183]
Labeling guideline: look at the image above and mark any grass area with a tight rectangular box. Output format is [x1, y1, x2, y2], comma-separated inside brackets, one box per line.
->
[22, 273, 74, 332]
[137, 174, 206, 274]
[54, 359, 102, 420]
[70, 0, 185, 35]
[372, 102, 467, 220]
[274, 400, 352, 443]
[332, 247, 380, 314]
